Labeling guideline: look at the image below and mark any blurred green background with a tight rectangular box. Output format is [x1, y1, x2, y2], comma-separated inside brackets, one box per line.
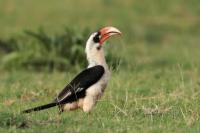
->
[0, 0, 200, 132]
[0, 0, 200, 71]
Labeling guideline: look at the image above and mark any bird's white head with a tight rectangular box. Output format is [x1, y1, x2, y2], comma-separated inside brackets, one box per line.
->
[85, 26, 121, 67]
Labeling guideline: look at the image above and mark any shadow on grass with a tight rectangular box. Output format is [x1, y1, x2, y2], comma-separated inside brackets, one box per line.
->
[0, 112, 61, 129]
[0, 112, 29, 128]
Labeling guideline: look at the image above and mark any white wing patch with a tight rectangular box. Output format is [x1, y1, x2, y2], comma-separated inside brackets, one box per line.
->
[56, 87, 84, 102]
[56, 91, 72, 102]
[75, 88, 84, 93]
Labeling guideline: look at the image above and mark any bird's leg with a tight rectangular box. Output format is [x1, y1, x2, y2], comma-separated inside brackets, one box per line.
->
[82, 96, 96, 113]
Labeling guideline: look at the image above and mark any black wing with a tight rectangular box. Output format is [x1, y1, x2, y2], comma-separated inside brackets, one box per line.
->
[54, 65, 104, 103]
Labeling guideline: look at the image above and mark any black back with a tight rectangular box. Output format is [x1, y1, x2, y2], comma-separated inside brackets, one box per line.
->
[54, 65, 104, 104]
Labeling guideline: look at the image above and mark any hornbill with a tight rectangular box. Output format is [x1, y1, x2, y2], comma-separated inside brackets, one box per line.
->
[22, 26, 121, 113]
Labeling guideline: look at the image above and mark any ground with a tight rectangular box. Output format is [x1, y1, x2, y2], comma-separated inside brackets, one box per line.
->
[0, 0, 200, 132]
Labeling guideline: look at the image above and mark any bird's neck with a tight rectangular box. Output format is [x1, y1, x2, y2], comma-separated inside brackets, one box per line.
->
[87, 50, 108, 68]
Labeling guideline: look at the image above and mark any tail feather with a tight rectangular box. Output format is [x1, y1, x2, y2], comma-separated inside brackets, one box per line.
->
[22, 102, 58, 113]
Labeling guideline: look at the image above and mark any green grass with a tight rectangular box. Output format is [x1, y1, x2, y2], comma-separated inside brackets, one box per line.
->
[0, 0, 200, 132]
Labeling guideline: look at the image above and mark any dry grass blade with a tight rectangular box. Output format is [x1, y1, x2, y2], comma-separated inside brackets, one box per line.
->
[111, 103, 128, 116]
[143, 106, 172, 115]
[3, 99, 16, 106]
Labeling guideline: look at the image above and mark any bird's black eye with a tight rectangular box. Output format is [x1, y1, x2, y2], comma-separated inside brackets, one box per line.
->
[93, 32, 101, 43]
[96, 45, 101, 50]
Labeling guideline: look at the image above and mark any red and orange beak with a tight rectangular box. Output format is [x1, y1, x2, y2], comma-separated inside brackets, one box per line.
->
[99, 26, 121, 45]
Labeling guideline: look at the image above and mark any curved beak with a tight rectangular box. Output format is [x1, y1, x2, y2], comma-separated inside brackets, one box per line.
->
[99, 26, 121, 45]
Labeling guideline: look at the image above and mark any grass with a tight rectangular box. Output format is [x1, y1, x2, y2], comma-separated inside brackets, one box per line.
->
[0, 63, 200, 133]
[0, 0, 200, 132]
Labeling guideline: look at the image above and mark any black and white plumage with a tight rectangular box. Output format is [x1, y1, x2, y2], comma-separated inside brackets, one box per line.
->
[22, 26, 121, 113]
[54, 65, 104, 103]
[22, 65, 104, 113]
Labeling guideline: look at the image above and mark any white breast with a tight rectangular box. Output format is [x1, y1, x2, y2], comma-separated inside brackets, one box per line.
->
[86, 66, 110, 99]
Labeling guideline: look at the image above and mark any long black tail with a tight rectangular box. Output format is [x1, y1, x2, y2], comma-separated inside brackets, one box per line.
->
[22, 102, 59, 113]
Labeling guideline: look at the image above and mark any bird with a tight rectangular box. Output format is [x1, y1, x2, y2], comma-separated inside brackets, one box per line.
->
[22, 26, 121, 113]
